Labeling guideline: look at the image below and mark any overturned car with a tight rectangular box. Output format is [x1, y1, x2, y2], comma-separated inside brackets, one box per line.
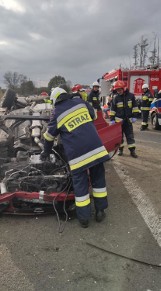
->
[0, 93, 122, 216]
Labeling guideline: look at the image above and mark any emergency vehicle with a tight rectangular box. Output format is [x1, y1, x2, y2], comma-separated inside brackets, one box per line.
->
[101, 67, 161, 99]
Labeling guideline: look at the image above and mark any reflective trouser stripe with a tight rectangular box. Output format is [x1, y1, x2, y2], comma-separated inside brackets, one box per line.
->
[75, 194, 90, 207]
[128, 144, 135, 148]
[141, 122, 147, 125]
[93, 188, 107, 198]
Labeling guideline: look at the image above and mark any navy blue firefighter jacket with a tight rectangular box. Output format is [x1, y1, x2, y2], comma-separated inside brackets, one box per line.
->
[43, 93, 109, 174]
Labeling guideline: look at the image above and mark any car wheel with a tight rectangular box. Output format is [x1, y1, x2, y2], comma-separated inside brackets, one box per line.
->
[1, 89, 17, 110]
[151, 113, 160, 130]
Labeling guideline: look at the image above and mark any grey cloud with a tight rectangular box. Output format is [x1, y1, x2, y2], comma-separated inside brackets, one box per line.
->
[0, 0, 161, 87]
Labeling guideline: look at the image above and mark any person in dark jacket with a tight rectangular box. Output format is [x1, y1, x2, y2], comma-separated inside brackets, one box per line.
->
[140, 84, 154, 131]
[88, 81, 101, 111]
[40, 87, 109, 228]
[110, 80, 139, 158]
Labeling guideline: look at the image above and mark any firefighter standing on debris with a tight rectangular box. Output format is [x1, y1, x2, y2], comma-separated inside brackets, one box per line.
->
[40, 87, 109, 228]
[110, 80, 139, 158]
[140, 84, 154, 131]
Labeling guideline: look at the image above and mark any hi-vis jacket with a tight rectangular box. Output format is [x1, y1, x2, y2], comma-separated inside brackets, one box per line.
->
[141, 90, 153, 111]
[44, 93, 109, 174]
[109, 90, 139, 122]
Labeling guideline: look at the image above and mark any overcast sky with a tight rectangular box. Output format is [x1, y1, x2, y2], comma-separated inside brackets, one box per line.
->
[0, 0, 161, 88]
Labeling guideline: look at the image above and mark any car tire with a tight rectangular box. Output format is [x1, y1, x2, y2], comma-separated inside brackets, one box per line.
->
[151, 113, 160, 130]
[1, 89, 17, 110]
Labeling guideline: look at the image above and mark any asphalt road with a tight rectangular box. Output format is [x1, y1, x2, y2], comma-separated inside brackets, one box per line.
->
[0, 121, 161, 291]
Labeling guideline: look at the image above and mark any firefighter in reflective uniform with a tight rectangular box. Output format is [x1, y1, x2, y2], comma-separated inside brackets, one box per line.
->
[88, 81, 101, 111]
[140, 84, 154, 131]
[110, 81, 139, 158]
[40, 87, 109, 228]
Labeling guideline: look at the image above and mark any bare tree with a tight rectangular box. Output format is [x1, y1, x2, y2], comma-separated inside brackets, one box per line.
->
[3, 71, 27, 90]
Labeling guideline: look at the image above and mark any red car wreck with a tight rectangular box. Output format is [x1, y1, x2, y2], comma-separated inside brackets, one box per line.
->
[0, 108, 122, 215]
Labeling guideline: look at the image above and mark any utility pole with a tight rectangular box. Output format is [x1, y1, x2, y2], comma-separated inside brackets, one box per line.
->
[133, 44, 138, 67]
[157, 37, 160, 67]
[149, 34, 157, 65]
[138, 36, 148, 67]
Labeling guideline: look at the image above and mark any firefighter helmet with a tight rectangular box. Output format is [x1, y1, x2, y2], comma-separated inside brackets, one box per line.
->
[40, 91, 48, 97]
[113, 80, 125, 90]
[142, 84, 149, 89]
[71, 84, 82, 92]
[50, 87, 67, 104]
[92, 81, 100, 87]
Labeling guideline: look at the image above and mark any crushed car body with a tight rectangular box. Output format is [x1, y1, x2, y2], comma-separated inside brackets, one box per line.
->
[0, 98, 122, 215]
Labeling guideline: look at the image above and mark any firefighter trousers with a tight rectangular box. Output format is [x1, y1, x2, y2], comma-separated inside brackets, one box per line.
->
[119, 119, 135, 151]
[71, 163, 108, 221]
[141, 110, 149, 128]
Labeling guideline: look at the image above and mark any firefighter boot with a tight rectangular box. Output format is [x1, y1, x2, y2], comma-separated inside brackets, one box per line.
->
[130, 149, 138, 158]
[140, 125, 146, 131]
[95, 210, 106, 222]
[79, 219, 89, 228]
[118, 148, 123, 156]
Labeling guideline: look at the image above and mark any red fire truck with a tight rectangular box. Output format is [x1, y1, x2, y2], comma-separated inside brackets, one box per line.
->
[102, 67, 161, 99]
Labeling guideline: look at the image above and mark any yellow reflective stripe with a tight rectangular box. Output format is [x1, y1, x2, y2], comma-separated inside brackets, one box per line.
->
[149, 98, 153, 101]
[128, 144, 135, 148]
[117, 104, 123, 108]
[57, 108, 89, 128]
[132, 107, 139, 113]
[92, 97, 97, 100]
[93, 191, 107, 198]
[70, 150, 108, 171]
[141, 122, 147, 125]
[115, 117, 123, 122]
[64, 111, 92, 132]
[141, 107, 150, 110]
[142, 96, 148, 100]
[75, 199, 90, 207]
[44, 99, 52, 104]
[93, 187, 107, 198]
[109, 111, 116, 116]
[43, 132, 55, 141]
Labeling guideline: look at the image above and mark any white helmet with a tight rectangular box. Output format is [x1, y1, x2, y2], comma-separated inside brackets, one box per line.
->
[51, 87, 55, 92]
[50, 87, 67, 104]
[142, 84, 149, 89]
[92, 81, 100, 87]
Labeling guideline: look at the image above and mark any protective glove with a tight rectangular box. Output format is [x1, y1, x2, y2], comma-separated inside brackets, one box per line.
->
[40, 151, 50, 161]
[110, 120, 115, 125]
[131, 117, 137, 123]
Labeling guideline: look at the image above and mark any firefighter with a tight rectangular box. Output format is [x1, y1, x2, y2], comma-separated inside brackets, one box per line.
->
[140, 84, 154, 131]
[88, 81, 101, 111]
[40, 87, 109, 228]
[110, 80, 139, 158]
[71, 84, 88, 102]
